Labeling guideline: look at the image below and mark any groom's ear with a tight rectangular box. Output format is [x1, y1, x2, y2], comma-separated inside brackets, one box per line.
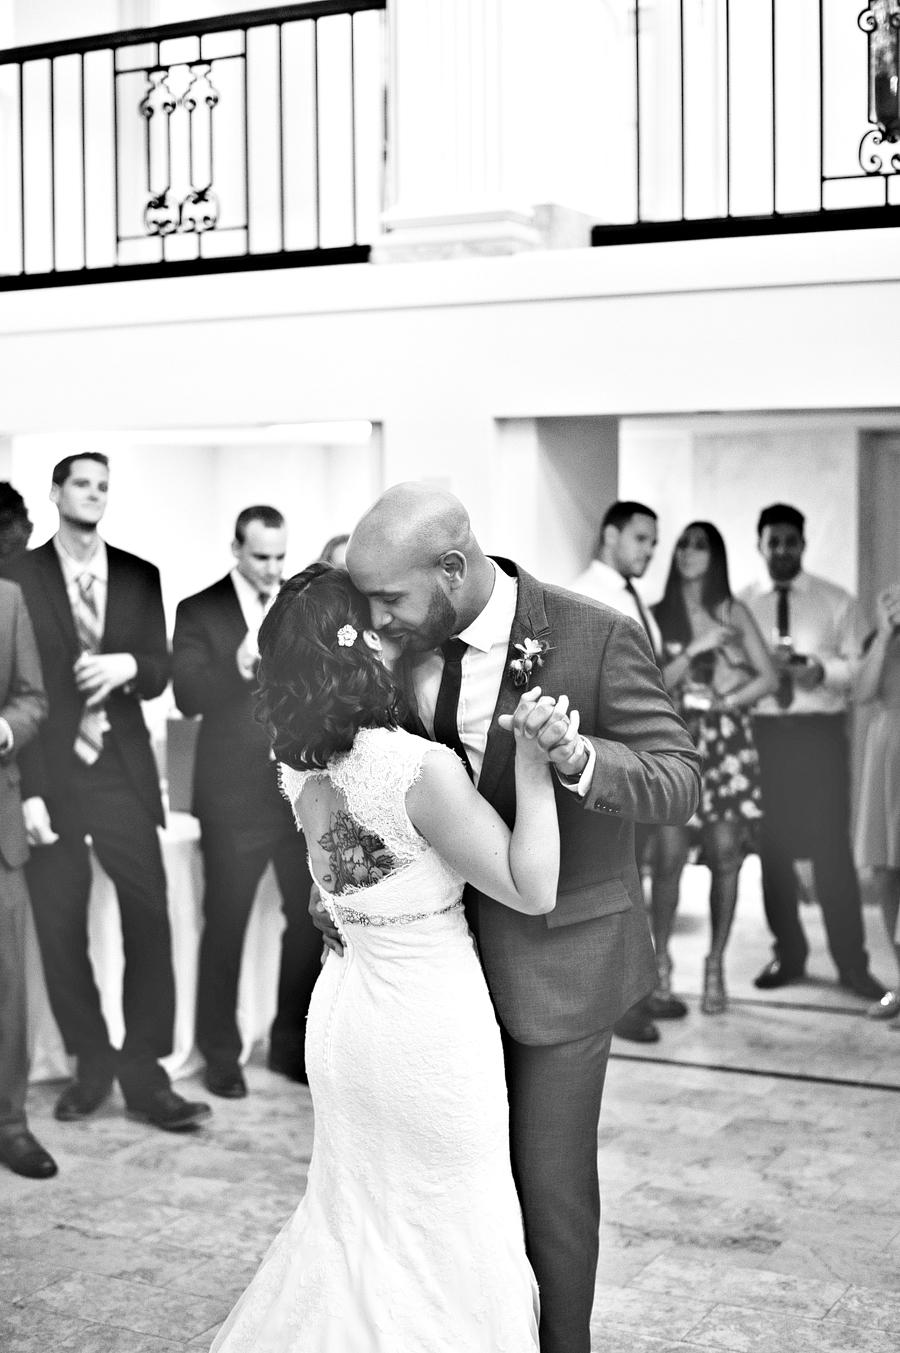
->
[439, 551, 467, 590]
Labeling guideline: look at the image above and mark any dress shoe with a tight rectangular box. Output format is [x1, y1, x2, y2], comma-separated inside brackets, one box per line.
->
[839, 969, 887, 1002]
[753, 959, 805, 990]
[267, 1050, 308, 1084]
[54, 1076, 113, 1122]
[867, 991, 900, 1020]
[0, 1129, 58, 1179]
[645, 991, 688, 1020]
[203, 1065, 247, 1099]
[612, 1006, 660, 1044]
[126, 1088, 212, 1132]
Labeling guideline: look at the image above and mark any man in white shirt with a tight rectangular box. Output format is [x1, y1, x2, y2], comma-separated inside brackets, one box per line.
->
[573, 501, 687, 1036]
[741, 503, 886, 999]
[572, 500, 662, 658]
[173, 508, 323, 1098]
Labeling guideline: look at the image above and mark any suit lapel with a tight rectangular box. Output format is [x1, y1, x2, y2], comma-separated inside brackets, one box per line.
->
[103, 547, 128, 652]
[33, 541, 79, 653]
[477, 560, 551, 804]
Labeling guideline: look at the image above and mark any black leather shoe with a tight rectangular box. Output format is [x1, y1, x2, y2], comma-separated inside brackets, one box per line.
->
[54, 1077, 113, 1122]
[203, 1066, 247, 1099]
[839, 969, 887, 1001]
[613, 1007, 661, 1043]
[126, 1089, 212, 1132]
[267, 1050, 308, 1084]
[753, 959, 805, 990]
[645, 992, 689, 1020]
[0, 1129, 58, 1179]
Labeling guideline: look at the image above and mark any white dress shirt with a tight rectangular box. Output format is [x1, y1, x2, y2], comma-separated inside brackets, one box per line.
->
[412, 561, 594, 793]
[740, 570, 861, 716]
[571, 558, 662, 657]
[230, 565, 273, 641]
[54, 533, 108, 636]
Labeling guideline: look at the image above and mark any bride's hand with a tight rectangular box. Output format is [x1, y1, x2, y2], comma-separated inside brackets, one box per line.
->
[505, 689, 568, 764]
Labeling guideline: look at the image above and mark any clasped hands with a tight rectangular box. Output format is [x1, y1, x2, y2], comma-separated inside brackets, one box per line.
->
[498, 687, 587, 779]
[74, 651, 138, 707]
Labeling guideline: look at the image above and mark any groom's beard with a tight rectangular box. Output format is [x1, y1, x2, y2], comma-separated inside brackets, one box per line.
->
[397, 586, 458, 653]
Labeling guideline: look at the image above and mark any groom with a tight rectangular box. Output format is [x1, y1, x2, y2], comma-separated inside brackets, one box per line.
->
[332, 484, 700, 1353]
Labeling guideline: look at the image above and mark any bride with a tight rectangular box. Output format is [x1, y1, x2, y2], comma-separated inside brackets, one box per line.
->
[210, 562, 573, 1353]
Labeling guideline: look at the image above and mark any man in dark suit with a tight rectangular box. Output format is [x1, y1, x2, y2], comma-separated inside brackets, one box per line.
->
[0, 569, 57, 1179]
[3, 454, 209, 1132]
[173, 506, 322, 1098]
[344, 484, 701, 1353]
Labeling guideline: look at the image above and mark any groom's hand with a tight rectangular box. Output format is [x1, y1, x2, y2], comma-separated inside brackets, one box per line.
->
[309, 883, 344, 958]
[499, 692, 588, 774]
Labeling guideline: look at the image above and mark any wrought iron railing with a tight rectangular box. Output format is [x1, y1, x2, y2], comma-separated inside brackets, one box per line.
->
[0, 1, 385, 288]
[591, 0, 900, 247]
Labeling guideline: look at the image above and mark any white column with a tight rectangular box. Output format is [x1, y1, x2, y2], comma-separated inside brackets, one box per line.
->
[373, 0, 541, 261]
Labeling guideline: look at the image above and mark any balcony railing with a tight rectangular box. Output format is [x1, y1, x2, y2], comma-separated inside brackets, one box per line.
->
[591, 0, 900, 247]
[0, 1, 385, 289]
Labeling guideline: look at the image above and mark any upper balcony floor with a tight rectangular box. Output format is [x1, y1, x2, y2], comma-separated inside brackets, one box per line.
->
[1, 0, 900, 290]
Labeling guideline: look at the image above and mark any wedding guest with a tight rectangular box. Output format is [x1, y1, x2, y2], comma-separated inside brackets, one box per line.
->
[653, 522, 776, 1013]
[318, 533, 350, 569]
[573, 500, 673, 1039]
[572, 500, 662, 656]
[854, 582, 900, 1024]
[2, 454, 210, 1131]
[173, 507, 323, 1096]
[0, 486, 56, 1180]
[740, 503, 885, 999]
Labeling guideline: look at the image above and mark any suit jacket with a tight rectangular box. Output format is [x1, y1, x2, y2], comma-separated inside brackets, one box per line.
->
[2, 540, 170, 827]
[463, 559, 701, 1044]
[0, 580, 47, 870]
[172, 574, 286, 825]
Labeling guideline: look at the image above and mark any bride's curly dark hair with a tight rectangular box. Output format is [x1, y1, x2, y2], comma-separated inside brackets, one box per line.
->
[255, 562, 407, 770]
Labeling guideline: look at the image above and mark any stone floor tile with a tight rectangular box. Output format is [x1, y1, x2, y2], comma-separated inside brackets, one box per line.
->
[0, 1259, 73, 1303]
[10, 1225, 203, 1287]
[592, 1285, 712, 1340]
[688, 1303, 898, 1352]
[825, 1285, 900, 1334]
[188, 1323, 223, 1346]
[27, 1270, 229, 1342]
[168, 1253, 260, 1303]
[0, 1299, 97, 1350]
[629, 1253, 848, 1318]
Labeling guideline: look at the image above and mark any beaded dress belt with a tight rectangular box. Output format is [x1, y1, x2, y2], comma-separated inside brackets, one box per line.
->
[332, 898, 464, 927]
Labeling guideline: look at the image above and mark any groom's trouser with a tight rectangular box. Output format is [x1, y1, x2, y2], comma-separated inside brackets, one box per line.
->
[503, 1027, 613, 1353]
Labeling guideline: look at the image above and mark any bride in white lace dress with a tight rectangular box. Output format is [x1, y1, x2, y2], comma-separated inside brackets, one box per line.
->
[210, 564, 569, 1353]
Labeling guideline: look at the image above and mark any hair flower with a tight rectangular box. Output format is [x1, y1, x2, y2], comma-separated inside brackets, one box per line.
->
[336, 625, 358, 648]
[509, 632, 552, 687]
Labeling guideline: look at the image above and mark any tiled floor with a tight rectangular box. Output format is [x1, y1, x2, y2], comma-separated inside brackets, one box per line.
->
[2, 861, 899, 1352]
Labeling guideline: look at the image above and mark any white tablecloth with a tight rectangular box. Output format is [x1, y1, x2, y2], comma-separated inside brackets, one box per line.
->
[27, 812, 287, 1083]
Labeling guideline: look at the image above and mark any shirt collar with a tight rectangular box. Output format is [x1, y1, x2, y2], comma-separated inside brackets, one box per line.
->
[231, 565, 271, 607]
[457, 559, 518, 654]
[761, 569, 810, 595]
[590, 558, 631, 591]
[53, 533, 107, 583]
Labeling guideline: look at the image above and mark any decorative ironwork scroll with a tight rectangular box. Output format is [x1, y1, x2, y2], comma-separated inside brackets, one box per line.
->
[140, 68, 179, 235]
[859, 0, 900, 173]
[140, 61, 221, 236]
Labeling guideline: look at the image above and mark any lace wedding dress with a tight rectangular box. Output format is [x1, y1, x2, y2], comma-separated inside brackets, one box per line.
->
[210, 727, 539, 1353]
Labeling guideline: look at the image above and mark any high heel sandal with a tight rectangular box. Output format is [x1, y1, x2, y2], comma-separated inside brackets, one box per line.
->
[646, 951, 689, 1019]
[701, 957, 727, 1015]
[656, 952, 673, 1000]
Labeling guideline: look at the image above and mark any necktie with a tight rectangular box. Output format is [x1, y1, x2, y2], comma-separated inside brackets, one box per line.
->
[624, 579, 657, 659]
[432, 639, 474, 779]
[73, 572, 110, 765]
[775, 584, 794, 710]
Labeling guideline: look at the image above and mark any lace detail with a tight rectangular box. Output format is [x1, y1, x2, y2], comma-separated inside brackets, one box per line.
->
[333, 897, 464, 927]
[213, 728, 539, 1353]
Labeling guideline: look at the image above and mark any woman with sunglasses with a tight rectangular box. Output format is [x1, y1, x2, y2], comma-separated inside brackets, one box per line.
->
[651, 522, 776, 1013]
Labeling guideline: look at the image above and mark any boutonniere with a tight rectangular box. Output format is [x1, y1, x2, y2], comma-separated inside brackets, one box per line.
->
[509, 632, 553, 687]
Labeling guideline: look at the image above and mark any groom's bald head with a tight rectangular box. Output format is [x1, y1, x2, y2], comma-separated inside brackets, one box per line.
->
[347, 483, 494, 650]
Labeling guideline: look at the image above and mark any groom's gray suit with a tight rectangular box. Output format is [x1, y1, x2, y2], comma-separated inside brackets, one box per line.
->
[456, 560, 700, 1353]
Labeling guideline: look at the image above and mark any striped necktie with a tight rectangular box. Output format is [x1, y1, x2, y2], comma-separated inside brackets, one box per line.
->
[73, 572, 110, 765]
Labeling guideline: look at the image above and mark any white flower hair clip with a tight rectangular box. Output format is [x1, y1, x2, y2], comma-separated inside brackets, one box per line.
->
[337, 625, 358, 648]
